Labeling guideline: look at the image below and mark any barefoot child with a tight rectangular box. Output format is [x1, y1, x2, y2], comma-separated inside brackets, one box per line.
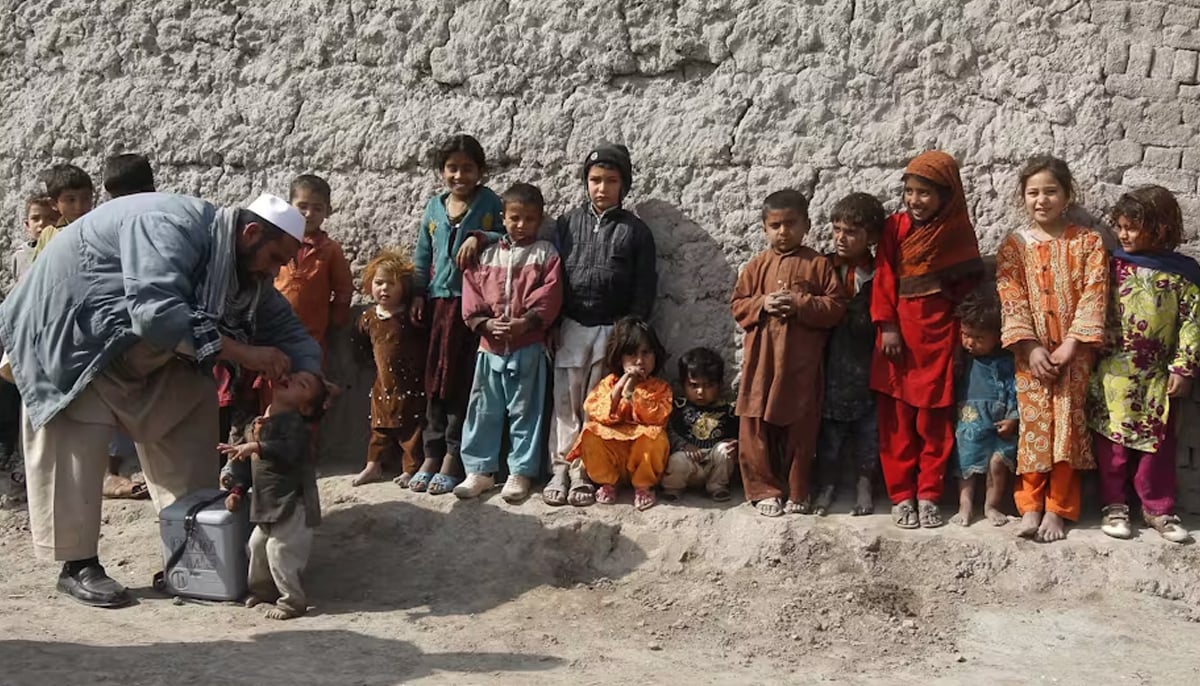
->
[454, 183, 563, 503]
[950, 283, 1018, 527]
[411, 135, 505, 495]
[569, 317, 672, 510]
[661, 347, 738, 502]
[813, 192, 885, 517]
[219, 370, 329, 620]
[543, 143, 658, 507]
[871, 151, 983, 529]
[732, 189, 846, 518]
[1088, 185, 1199, 544]
[996, 155, 1107, 543]
[350, 250, 428, 487]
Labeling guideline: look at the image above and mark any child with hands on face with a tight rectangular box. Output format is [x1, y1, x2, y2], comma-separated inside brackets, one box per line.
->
[662, 348, 738, 502]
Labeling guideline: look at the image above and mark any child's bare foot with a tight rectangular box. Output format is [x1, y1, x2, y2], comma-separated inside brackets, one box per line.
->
[984, 507, 1010, 527]
[950, 506, 972, 527]
[1037, 512, 1067, 542]
[392, 471, 414, 488]
[352, 462, 383, 487]
[244, 595, 265, 608]
[1016, 511, 1042, 538]
[264, 605, 302, 620]
[852, 476, 874, 516]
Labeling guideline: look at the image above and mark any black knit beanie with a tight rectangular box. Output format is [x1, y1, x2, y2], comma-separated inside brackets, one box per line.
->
[582, 142, 633, 199]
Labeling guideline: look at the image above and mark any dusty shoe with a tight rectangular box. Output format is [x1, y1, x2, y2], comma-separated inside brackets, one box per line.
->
[57, 561, 132, 608]
[1100, 504, 1133, 540]
[500, 475, 531, 503]
[452, 473, 495, 500]
[1144, 512, 1192, 544]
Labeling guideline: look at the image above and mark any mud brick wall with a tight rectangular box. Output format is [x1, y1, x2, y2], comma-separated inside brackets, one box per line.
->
[2, 0, 1200, 507]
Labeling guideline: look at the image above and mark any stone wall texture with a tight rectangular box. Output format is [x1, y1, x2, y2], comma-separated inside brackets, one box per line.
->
[5, 0, 1200, 508]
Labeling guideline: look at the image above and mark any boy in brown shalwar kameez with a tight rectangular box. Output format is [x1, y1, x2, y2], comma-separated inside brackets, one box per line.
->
[732, 190, 847, 517]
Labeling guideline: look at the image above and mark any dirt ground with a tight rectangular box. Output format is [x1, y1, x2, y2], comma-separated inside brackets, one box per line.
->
[2, 464, 1200, 686]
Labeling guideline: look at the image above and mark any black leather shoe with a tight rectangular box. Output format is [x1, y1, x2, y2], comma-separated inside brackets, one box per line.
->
[57, 563, 132, 608]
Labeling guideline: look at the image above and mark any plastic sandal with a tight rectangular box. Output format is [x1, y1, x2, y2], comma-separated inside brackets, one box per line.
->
[595, 484, 617, 505]
[427, 473, 462, 496]
[408, 471, 435, 493]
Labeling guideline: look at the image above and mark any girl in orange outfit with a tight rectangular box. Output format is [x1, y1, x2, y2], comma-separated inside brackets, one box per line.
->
[996, 155, 1108, 543]
[569, 317, 672, 511]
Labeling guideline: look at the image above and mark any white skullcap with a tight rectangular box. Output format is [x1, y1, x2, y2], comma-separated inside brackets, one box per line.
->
[246, 193, 305, 242]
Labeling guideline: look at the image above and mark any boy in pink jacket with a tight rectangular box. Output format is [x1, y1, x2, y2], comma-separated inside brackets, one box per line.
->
[454, 183, 563, 502]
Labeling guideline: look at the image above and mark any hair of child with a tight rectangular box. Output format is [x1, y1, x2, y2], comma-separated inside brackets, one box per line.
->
[289, 173, 333, 205]
[1016, 154, 1077, 204]
[677, 347, 724, 386]
[830, 192, 886, 241]
[433, 134, 487, 172]
[955, 281, 1003, 333]
[761, 189, 811, 221]
[1111, 184, 1184, 251]
[102, 153, 155, 197]
[41, 163, 94, 199]
[25, 195, 58, 216]
[362, 248, 415, 300]
[501, 182, 545, 214]
[604, 316, 668, 378]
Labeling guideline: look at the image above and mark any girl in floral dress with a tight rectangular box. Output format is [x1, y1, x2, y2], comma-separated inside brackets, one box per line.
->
[1088, 185, 1200, 544]
[996, 156, 1108, 543]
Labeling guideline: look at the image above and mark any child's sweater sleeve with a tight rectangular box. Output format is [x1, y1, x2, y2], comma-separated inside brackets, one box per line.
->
[870, 217, 901, 326]
[630, 379, 672, 427]
[996, 234, 1037, 349]
[794, 255, 848, 329]
[1065, 232, 1108, 345]
[584, 376, 620, 425]
[460, 263, 492, 334]
[523, 251, 564, 331]
[731, 255, 766, 332]
[1171, 280, 1200, 378]
[329, 243, 354, 329]
[413, 201, 434, 298]
[258, 414, 308, 468]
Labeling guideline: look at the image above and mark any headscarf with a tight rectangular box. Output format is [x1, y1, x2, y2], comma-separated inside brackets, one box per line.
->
[897, 150, 983, 297]
[1113, 248, 1200, 287]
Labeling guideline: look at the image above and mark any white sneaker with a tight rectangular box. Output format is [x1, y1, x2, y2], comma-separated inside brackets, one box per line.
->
[453, 473, 495, 499]
[500, 475, 532, 503]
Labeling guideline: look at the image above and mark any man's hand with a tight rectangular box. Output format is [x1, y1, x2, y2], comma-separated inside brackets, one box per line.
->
[221, 339, 290, 380]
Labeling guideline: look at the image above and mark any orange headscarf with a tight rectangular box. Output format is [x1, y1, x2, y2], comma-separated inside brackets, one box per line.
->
[897, 151, 983, 297]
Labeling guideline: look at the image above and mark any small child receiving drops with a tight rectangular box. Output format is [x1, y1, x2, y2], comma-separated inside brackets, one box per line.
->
[219, 370, 329, 620]
[950, 283, 1018, 527]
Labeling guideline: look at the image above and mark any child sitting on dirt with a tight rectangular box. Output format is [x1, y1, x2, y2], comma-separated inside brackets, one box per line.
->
[732, 189, 846, 517]
[454, 183, 563, 503]
[568, 316, 672, 510]
[219, 370, 328, 620]
[661, 347, 737, 502]
[950, 283, 1018, 528]
[813, 192, 886, 517]
[350, 249, 428, 487]
[1088, 185, 1198, 544]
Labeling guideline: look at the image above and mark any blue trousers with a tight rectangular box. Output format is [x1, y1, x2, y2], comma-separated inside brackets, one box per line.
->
[461, 345, 547, 478]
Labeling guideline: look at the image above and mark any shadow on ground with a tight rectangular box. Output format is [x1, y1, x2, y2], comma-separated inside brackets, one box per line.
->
[307, 498, 646, 618]
[0, 629, 562, 686]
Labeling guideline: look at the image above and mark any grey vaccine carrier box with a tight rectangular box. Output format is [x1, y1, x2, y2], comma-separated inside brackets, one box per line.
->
[158, 488, 251, 601]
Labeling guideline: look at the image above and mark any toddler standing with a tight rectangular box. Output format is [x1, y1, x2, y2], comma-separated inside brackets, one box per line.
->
[813, 192, 885, 516]
[996, 155, 1107, 543]
[871, 151, 983, 529]
[661, 347, 738, 502]
[950, 283, 1018, 527]
[219, 370, 329, 620]
[454, 183, 563, 503]
[1088, 185, 1198, 544]
[569, 317, 672, 510]
[411, 135, 505, 495]
[351, 250, 428, 487]
[732, 189, 846, 518]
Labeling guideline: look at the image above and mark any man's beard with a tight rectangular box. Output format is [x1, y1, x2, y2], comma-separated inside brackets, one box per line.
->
[235, 236, 274, 285]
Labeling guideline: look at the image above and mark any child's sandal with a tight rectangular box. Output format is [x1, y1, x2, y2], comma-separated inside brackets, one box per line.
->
[755, 497, 784, 517]
[891, 501, 919, 529]
[1145, 512, 1192, 544]
[595, 485, 618, 505]
[918, 500, 944, 528]
[1101, 504, 1133, 539]
[633, 488, 656, 511]
[408, 471, 435, 493]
